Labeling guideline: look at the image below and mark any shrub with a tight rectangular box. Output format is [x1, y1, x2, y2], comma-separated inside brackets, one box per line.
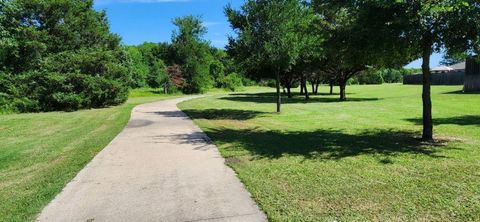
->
[0, 71, 128, 112]
[379, 69, 403, 83]
[220, 72, 244, 91]
[356, 69, 384, 84]
[259, 79, 277, 88]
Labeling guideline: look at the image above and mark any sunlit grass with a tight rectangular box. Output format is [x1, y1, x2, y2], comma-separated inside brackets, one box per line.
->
[0, 88, 179, 222]
[179, 84, 480, 221]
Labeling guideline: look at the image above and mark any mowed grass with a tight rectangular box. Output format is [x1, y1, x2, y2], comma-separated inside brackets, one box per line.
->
[178, 84, 480, 221]
[0, 89, 179, 222]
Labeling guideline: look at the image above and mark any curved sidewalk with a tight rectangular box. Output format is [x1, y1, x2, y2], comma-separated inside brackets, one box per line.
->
[37, 97, 266, 222]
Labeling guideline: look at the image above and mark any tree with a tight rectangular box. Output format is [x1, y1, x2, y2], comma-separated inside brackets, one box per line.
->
[440, 53, 465, 66]
[386, 1, 480, 140]
[313, 1, 410, 101]
[171, 16, 214, 94]
[0, 0, 131, 112]
[136, 42, 168, 88]
[226, 0, 310, 112]
[209, 59, 225, 87]
[126, 46, 149, 87]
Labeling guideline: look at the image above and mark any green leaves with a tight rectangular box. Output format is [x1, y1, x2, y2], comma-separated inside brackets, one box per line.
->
[0, 0, 130, 112]
[171, 16, 214, 94]
[227, 0, 311, 75]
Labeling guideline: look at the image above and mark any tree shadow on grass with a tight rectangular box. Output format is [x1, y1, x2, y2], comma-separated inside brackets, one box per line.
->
[405, 115, 480, 127]
[182, 109, 267, 120]
[443, 90, 480, 95]
[221, 92, 380, 104]
[203, 127, 449, 163]
[149, 109, 267, 120]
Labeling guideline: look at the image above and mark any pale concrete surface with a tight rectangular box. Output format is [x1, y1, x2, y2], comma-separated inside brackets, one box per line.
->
[36, 97, 266, 222]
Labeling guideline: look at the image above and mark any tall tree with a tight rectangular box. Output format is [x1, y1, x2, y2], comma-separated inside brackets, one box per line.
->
[126, 46, 149, 87]
[171, 16, 213, 94]
[387, 1, 480, 140]
[226, 0, 310, 112]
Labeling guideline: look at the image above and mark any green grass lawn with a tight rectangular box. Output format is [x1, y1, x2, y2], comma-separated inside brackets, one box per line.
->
[0, 89, 179, 222]
[178, 84, 480, 221]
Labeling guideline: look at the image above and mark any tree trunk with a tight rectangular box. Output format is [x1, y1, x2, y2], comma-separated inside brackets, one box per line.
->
[329, 80, 334, 95]
[275, 71, 281, 113]
[304, 80, 310, 100]
[300, 79, 305, 95]
[421, 47, 433, 140]
[339, 80, 346, 101]
[287, 87, 292, 98]
[311, 82, 315, 94]
[315, 82, 320, 94]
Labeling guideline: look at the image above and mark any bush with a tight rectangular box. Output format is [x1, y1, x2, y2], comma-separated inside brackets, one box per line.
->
[259, 79, 277, 88]
[356, 69, 384, 84]
[0, 72, 128, 112]
[379, 69, 403, 83]
[220, 73, 244, 91]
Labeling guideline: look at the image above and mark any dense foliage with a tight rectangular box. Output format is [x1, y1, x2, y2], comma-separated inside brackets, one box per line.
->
[354, 68, 415, 85]
[124, 16, 245, 94]
[226, 0, 312, 111]
[0, 0, 130, 113]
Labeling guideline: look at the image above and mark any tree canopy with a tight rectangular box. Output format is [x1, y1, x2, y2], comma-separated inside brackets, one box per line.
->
[0, 0, 130, 112]
[226, 0, 312, 112]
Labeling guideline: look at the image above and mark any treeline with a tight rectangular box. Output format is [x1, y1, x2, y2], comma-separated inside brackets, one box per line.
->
[125, 16, 247, 94]
[353, 68, 420, 85]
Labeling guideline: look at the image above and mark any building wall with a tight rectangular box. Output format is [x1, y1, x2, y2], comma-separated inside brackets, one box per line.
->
[464, 59, 480, 92]
[403, 72, 465, 85]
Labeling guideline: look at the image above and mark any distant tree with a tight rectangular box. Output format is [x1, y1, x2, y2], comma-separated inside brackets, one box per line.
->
[171, 16, 214, 94]
[226, 0, 310, 112]
[281, 71, 298, 98]
[136, 42, 169, 88]
[380, 69, 403, 83]
[209, 59, 225, 87]
[312, 1, 410, 101]
[126, 46, 149, 87]
[147, 59, 167, 88]
[356, 69, 384, 85]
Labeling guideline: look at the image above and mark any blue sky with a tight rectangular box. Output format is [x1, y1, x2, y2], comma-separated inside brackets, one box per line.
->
[93, 0, 442, 68]
[93, 0, 242, 48]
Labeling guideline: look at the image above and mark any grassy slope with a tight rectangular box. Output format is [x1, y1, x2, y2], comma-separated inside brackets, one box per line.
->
[178, 84, 480, 221]
[0, 88, 179, 221]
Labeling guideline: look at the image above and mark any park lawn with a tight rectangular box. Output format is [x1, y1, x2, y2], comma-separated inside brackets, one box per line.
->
[178, 84, 480, 221]
[0, 89, 180, 222]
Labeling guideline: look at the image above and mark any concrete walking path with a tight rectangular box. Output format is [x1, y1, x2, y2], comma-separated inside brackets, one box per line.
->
[36, 97, 266, 222]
